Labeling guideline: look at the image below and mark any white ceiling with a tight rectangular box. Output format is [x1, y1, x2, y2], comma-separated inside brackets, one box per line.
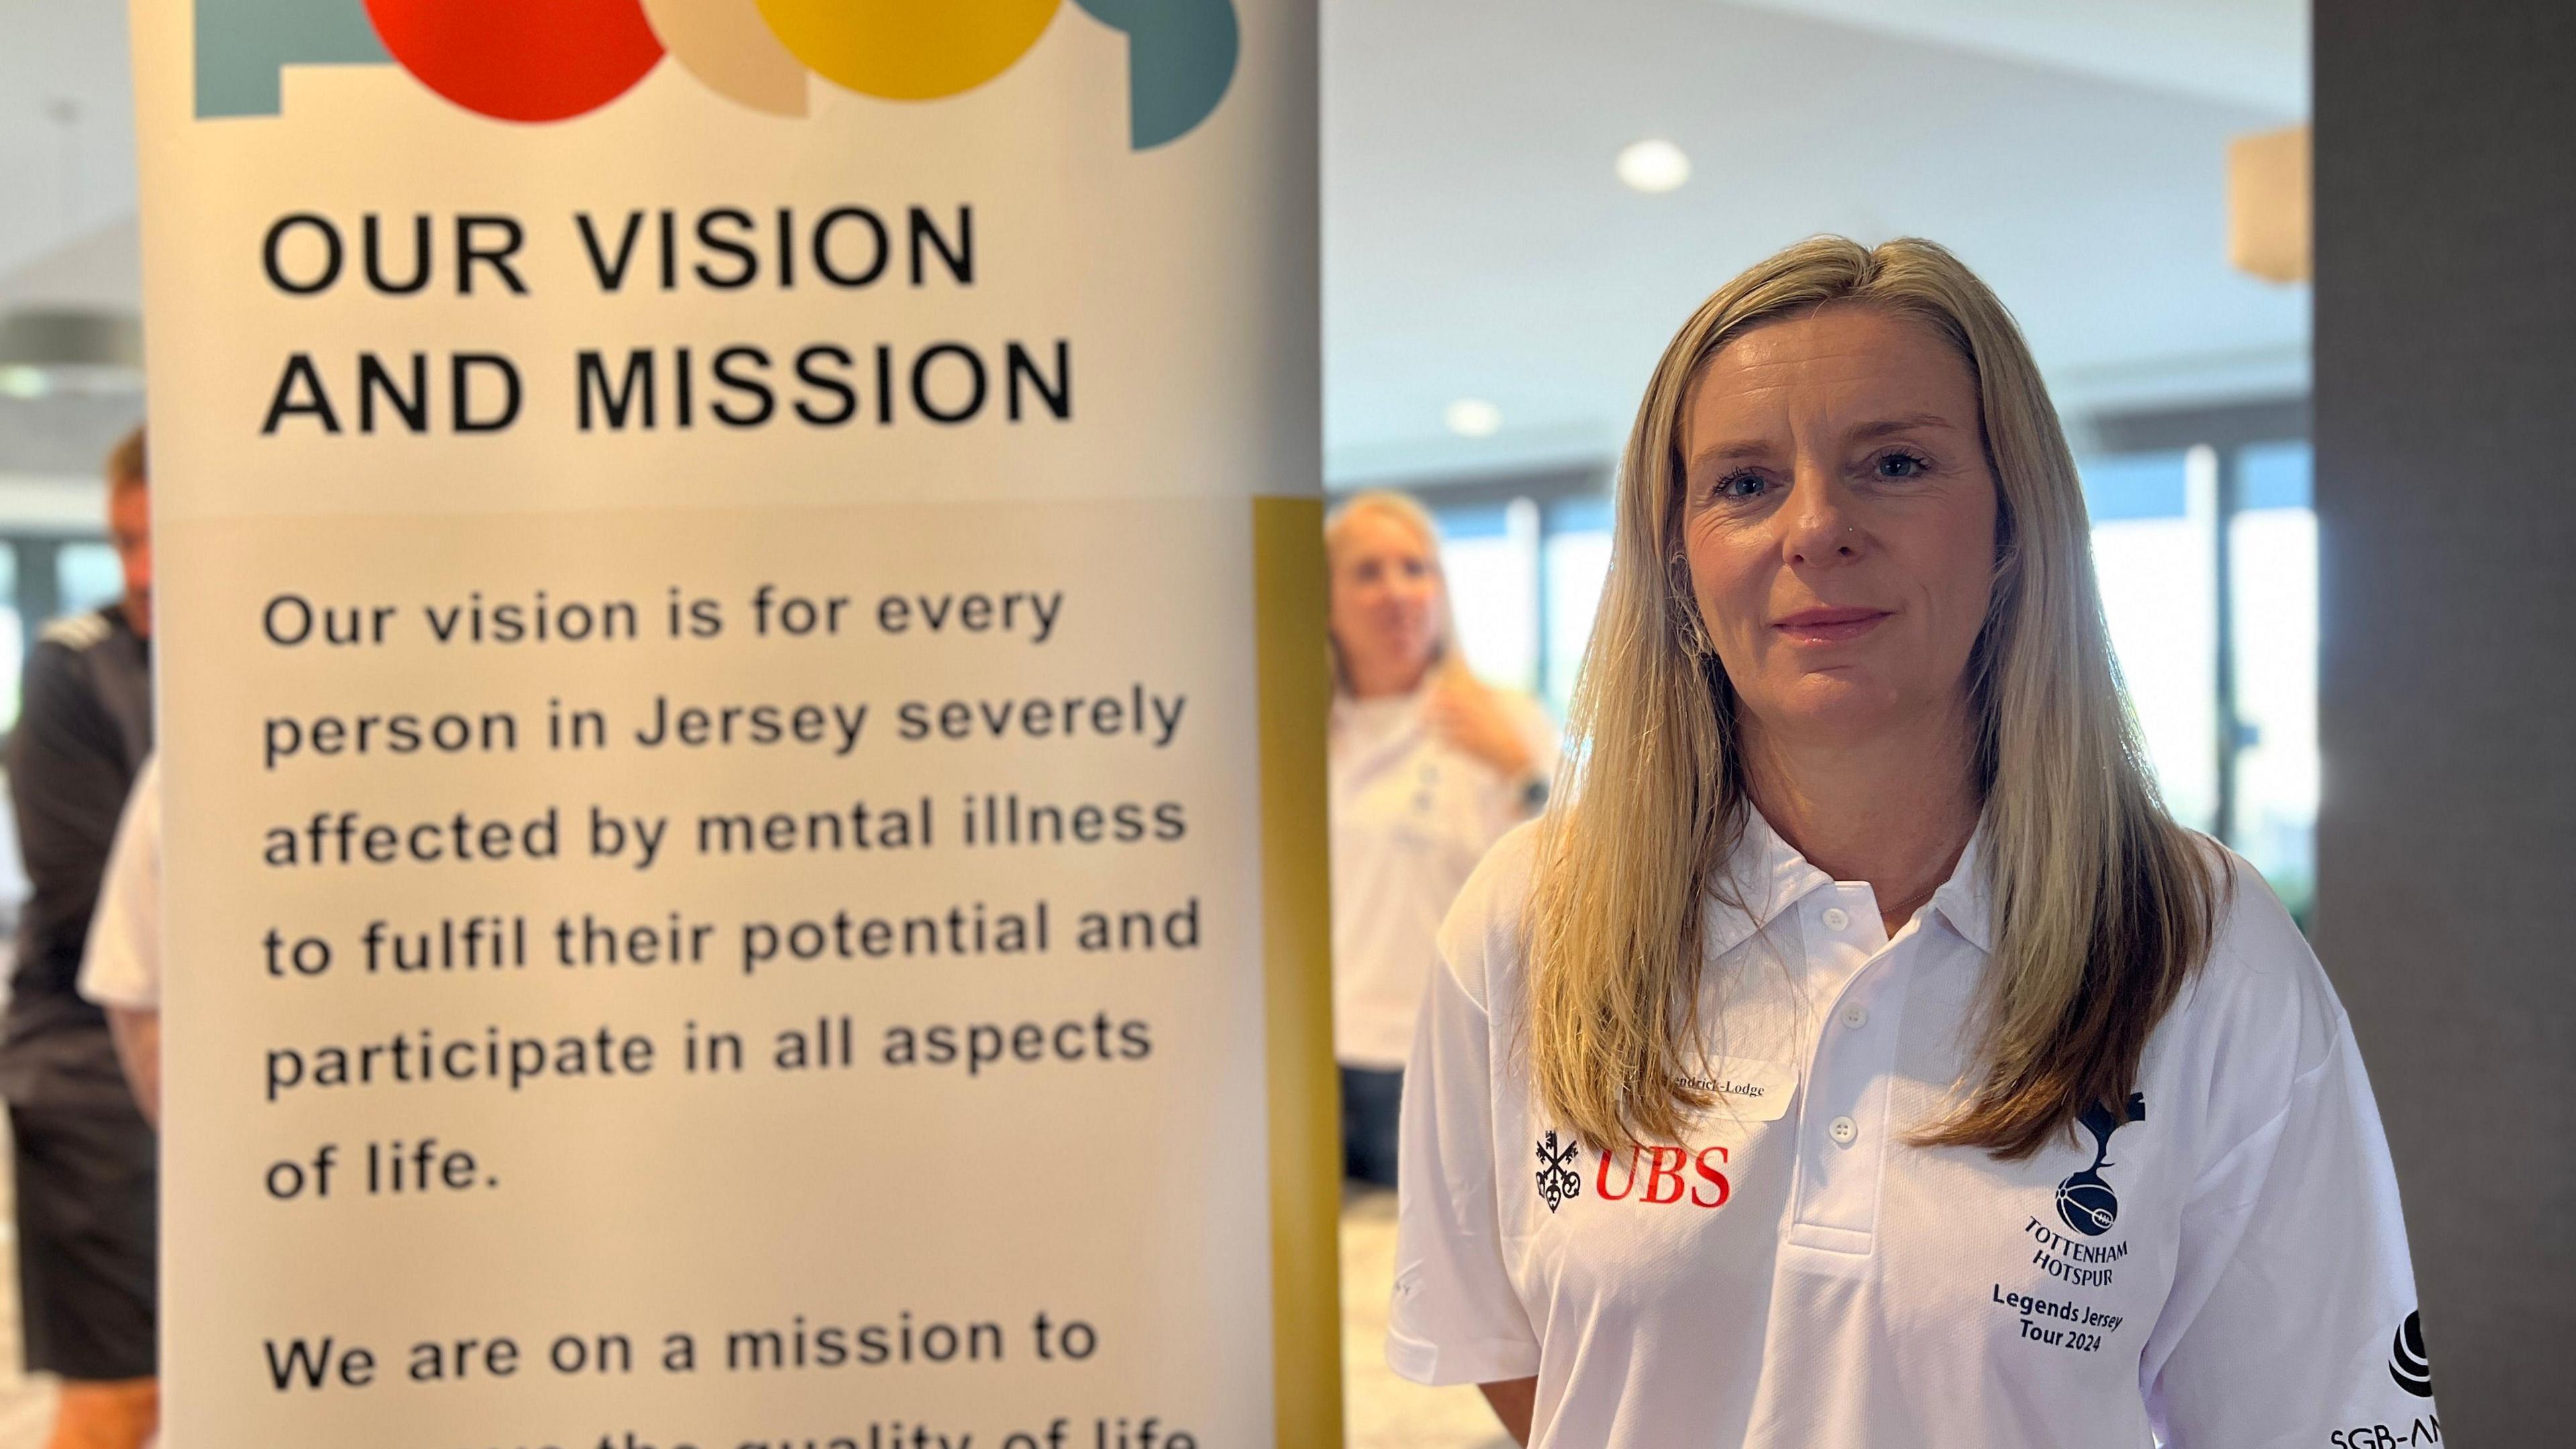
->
[0, 0, 2308, 482]
[1323, 0, 2309, 482]
[1726, 0, 2306, 114]
[0, 0, 136, 294]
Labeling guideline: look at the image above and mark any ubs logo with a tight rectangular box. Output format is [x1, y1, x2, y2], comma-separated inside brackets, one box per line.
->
[2055, 1091, 2146, 1238]
[1597, 1143, 1731, 1210]
[2389, 1310, 2434, 1399]
[1534, 1132, 1581, 1214]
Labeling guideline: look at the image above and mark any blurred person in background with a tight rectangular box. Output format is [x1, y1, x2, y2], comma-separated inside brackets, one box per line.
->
[4, 427, 159, 1448]
[1327, 492, 1554, 1190]
[1388, 239, 2428, 1447]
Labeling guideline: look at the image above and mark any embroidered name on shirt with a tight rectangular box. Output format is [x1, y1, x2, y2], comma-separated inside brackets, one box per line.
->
[1676, 1057, 1797, 1125]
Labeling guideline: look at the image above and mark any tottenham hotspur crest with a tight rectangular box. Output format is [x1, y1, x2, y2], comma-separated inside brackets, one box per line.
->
[1535, 1132, 1582, 1212]
[2055, 1092, 2146, 1238]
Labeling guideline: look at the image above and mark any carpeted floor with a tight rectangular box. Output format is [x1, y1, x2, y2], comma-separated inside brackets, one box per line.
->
[1338, 1186, 1518, 1449]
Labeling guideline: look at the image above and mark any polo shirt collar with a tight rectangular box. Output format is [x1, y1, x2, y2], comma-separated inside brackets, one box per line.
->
[1929, 820, 1994, 953]
[1703, 805, 1994, 958]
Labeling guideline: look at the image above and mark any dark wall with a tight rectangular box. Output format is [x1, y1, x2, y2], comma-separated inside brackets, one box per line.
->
[2314, 2, 2576, 1438]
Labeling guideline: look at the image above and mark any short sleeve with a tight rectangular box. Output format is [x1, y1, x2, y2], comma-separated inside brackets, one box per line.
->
[1385, 917, 1540, 1385]
[79, 755, 162, 1012]
[2143, 1014, 2436, 1446]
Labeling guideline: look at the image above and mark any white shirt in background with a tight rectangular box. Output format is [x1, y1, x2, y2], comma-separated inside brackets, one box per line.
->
[1328, 680, 1554, 1070]
[79, 753, 160, 1012]
[1391, 812, 2436, 1448]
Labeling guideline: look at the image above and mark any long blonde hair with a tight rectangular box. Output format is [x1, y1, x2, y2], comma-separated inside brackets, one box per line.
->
[1324, 490, 1466, 698]
[1525, 236, 2223, 1160]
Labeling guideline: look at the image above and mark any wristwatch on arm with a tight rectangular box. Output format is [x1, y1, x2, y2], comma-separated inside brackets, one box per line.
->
[1515, 768, 1550, 814]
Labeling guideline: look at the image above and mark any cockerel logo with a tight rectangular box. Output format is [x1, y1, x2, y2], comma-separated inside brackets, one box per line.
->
[2054, 1091, 2145, 1238]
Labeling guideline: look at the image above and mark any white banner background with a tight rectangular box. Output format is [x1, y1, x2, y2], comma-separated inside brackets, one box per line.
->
[128, 3, 1330, 1444]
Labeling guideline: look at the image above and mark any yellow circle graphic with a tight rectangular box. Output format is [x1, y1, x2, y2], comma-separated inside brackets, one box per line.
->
[754, 0, 1063, 101]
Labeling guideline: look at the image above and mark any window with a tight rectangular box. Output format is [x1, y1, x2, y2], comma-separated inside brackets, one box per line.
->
[0, 547, 18, 733]
[2084, 449, 2220, 832]
[2074, 438, 2319, 920]
[1540, 496, 1613, 720]
[0, 533, 125, 741]
[2227, 441, 2318, 918]
[1429, 500, 1541, 695]
[56, 541, 123, 616]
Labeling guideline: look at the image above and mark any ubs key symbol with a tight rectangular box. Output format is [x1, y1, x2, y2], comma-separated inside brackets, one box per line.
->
[1535, 1132, 1582, 1213]
[2055, 1092, 2147, 1237]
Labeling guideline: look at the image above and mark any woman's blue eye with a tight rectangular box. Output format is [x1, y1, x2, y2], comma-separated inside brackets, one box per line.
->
[1876, 451, 1931, 479]
[1715, 471, 1766, 499]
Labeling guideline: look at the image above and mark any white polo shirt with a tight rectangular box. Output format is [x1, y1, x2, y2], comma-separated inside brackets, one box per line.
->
[1329, 682, 1554, 1069]
[1389, 812, 2438, 1449]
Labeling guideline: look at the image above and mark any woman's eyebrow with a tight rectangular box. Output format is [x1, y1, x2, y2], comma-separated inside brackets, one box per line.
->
[1847, 412, 1960, 442]
[1686, 411, 1959, 470]
[1686, 436, 1776, 470]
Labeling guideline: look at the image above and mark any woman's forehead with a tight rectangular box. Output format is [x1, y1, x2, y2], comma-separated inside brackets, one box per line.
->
[1336, 508, 1432, 555]
[1684, 306, 1978, 445]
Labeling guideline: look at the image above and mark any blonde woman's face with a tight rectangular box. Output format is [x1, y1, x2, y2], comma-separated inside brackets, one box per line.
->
[1329, 510, 1443, 690]
[1678, 305, 1999, 747]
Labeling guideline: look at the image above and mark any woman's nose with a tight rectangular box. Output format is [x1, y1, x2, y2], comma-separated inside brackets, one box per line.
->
[1782, 473, 1864, 567]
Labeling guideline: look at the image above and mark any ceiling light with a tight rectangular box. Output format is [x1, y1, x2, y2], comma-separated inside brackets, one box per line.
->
[1617, 138, 1691, 194]
[2227, 124, 2310, 283]
[1444, 398, 1502, 438]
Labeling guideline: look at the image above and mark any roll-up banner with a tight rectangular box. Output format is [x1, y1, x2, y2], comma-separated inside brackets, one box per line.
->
[128, 3, 1332, 1444]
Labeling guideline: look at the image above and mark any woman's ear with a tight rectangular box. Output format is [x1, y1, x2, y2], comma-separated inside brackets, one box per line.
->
[1665, 549, 1714, 659]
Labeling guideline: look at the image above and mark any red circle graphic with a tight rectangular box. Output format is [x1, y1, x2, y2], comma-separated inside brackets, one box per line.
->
[365, 0, 665, 123]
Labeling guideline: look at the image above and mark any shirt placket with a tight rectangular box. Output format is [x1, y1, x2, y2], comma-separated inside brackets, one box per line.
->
[1787, 883, 1914, 1258]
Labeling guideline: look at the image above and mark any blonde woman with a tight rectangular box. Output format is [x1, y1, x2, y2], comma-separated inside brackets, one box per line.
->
[1388, 239, 2432, 1446]
[1328, 492, 1555, 1187]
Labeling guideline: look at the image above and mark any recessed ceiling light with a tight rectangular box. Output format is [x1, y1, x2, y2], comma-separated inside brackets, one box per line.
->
[1444, 398, 1502, 438]
[1617, 138, 1691, 194]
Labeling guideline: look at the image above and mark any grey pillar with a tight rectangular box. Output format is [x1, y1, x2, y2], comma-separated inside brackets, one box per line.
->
[2314, 1, 2576, 1439]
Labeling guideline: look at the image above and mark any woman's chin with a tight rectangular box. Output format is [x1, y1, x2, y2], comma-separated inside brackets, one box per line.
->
[1755, 674, 1913, 741]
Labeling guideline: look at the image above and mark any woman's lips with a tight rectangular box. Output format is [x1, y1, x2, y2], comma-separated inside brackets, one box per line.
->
[1772, 607, 1891, 644]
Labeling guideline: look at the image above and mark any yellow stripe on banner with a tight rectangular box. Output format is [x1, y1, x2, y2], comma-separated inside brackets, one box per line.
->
[1253, 495, 1343, 1447]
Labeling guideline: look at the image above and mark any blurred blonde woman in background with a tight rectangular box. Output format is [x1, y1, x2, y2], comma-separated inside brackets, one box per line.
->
[1327, 492, 1555, 1188]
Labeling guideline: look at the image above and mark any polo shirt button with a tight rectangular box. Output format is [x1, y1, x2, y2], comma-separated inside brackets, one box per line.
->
[1841, 1004, 1868, 1029]
[1821, 907, 1851, 930]
[1829, 1115, 1858, 1146]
